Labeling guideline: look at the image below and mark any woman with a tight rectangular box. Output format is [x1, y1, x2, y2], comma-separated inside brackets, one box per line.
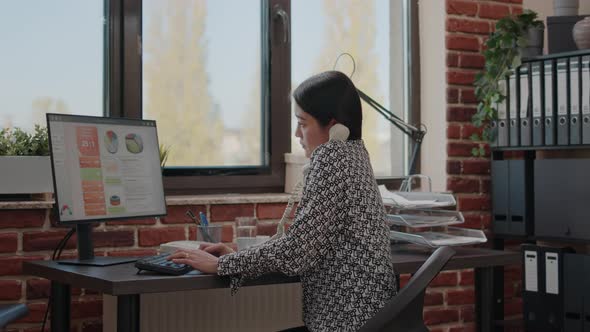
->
[168, 71, 397, 331]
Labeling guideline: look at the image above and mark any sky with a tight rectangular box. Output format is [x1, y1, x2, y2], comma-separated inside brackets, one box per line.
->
[0, 0, 389, 131]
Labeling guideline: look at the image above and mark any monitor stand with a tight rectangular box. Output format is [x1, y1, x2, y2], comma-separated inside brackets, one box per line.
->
[58, 224, 137, 267]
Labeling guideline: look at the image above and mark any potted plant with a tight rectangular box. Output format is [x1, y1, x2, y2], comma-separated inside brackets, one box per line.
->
[471, 10, 545, 157]
[0, 125, 54, 196]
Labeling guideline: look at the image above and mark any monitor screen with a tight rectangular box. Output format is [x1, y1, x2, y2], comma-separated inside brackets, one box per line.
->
[47, 114, 166, 224]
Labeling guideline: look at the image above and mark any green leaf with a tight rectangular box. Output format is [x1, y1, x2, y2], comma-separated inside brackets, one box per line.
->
[471, 147, 480, 157]
[479, 146, 486, 156]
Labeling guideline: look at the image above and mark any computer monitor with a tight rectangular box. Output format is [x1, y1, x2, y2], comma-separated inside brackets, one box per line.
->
[46, 113, 166, 266]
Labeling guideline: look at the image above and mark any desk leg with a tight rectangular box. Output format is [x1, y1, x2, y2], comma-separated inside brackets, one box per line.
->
[475, 266, 504, 332]
[50, 281, 70, 332]
[117, 294, 140, 332]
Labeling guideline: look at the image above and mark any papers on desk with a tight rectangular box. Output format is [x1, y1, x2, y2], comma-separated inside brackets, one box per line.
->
[379, 185, 456, 208]
[390, 227, 487, 248]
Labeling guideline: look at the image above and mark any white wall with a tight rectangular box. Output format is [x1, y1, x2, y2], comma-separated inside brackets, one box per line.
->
[418, 0, 446, 192]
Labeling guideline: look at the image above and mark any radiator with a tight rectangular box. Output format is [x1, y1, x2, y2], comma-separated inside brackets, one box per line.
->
[103, 283, 304, 332]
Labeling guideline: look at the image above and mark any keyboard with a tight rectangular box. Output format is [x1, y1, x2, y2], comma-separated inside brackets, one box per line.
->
[135, 253, 193, 275]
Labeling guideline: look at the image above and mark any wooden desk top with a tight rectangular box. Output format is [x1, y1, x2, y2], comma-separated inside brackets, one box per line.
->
[23, 245, 521, 296]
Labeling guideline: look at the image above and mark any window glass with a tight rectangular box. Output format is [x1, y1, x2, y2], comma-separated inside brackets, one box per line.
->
[0, 1, 104, 130]
[142, 0, 263, 168]
[292, 0, 406, 177]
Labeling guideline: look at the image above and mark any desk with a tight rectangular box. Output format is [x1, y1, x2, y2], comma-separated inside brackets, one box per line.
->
[23, 246, 520, 332]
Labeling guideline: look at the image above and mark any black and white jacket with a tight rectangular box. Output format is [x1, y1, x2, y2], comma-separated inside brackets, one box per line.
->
[218, 140, 397, 331]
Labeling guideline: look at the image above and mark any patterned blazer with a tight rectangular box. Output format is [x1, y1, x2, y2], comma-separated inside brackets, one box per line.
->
[218, 140, 397, 331]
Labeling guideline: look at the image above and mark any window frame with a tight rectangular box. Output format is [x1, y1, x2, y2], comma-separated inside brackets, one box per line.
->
[110, 0, 291, 194]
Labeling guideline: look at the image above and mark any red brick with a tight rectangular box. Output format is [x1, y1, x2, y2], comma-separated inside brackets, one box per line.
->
[461, 213, 483, 229]
[447, 18, 491, 34]
[106, 217, 156, 226]
[23, 231, 75, 252]
[15, 303, 45, 323]
[463, 160, 490, 174]
[510, 0, 523, 4]
[107, 249, 157, 257]
[0, 232, 18, 253]
[161, 205, 206, 224]
[399, 274, 411, 288]
[257, 203, 287, 220]
[257, 221, 279, 237]
[447, 160, 462, 175]
[138, 227, 185, 247]
[81, 320, 103, 332]
[425, 291, 444, 306]
[93, 230, 135, 247]
[460, 88, 478, 104]
[505, 265, 523, 282]
[424, 308, 460, 325]
[447, 288, 475, 305]
[479, 3, 510, 20]
[27, 278, 50, 299]
[505, 297, 523, 316]
[447, 106, 476, 122]
[430, 271, 458, 287]
[458, 195, 491, 211]
[461, 305, 476, 322]
[460, 269, 474, 286]
[462, 124, 483, 139]
[71, 299, 103, 319]
[447, 70, 477, 85]
[448, 177, 480, 193]
[0, 210, 45, 228]
[450, 324, 476, 332]
[448, 142, 478, 157]
[447, 53, 459, 67]
[447, 124, 461, 139]
[0, 255, 46, 276]
[511, 6, 523, 15]
[446, 35, 480, 52]
[446, 0, 478, 16]
[210, 204, 254, 222]
[481, 212, 492, 229]
[447, 87, 459, 104]
[459, 54, 486, 69]
[0, 280, 21, 300]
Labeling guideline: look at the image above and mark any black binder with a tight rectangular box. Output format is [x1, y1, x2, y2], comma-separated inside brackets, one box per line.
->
[569, 57, 581, 145]
[557, 58, 569, 145]
[532, 62, 544, 146]
[544, 60, 556, 146]
[497, 78, 509, 147]
[582, 56, 590, 144]
[509, 71, 519, 146]
[564, 253, 584, 332]
[519, 64, 532, 146]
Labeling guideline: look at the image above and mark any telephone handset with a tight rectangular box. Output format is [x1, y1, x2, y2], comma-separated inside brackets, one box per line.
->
[272, 124, 350, 239]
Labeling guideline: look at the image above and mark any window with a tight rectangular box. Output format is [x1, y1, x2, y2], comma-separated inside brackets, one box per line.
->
[0, 1, 105, 130]
[292, 0, 419, 177]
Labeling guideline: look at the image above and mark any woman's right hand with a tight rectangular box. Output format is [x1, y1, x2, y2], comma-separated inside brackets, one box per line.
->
[199, 242, 235, 257]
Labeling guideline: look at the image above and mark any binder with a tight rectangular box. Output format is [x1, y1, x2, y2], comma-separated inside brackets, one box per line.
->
[519, 64, 532, 146]
[523, 244, 571, 332]
[569, 57, 581, 145]
[497, 78, 509, 147]
[509, 71, 519, 146]
[564, 253, 584, 332]
[491, 160, 509, 234]
[544, 60, 556, 146]
[532, 62, 544, 146]
[557, 58, 569, 145]
[582, 56, 590, 144]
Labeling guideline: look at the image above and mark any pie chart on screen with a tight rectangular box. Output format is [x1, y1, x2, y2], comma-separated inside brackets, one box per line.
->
[104, 130, 118, 154]
[125, 133, 143, 154]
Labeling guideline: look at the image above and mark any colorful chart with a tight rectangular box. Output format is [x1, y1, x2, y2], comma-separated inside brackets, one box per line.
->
[125, 133, 143, 154]
[110, 195, 121, 206]
[104, 130, 118, 154]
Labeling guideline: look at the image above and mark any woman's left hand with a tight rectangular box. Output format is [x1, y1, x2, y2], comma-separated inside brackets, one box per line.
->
[167, 249, 219, 274]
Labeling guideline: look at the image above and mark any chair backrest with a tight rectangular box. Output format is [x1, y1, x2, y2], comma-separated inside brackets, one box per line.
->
[0, 303, 29, 329]
[359, 246, 456, 332]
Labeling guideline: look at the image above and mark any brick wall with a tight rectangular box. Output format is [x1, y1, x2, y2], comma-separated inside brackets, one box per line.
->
[446, 0, 524, 329]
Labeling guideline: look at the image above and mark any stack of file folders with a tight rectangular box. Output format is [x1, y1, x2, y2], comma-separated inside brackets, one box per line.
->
[491, 51, 590, 148]
[379, 185, 487, 248]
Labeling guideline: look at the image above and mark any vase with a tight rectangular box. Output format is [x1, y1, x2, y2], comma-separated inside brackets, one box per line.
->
[573, 17, 590, 50]
[553, 0, 579, 16]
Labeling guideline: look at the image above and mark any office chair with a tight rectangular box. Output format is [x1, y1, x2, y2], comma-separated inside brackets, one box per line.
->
[359, 246, 456, 332]
[0, 303, 28, 330]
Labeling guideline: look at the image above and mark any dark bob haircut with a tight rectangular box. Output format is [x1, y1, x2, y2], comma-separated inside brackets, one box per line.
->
[292, 71, 362, 140]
